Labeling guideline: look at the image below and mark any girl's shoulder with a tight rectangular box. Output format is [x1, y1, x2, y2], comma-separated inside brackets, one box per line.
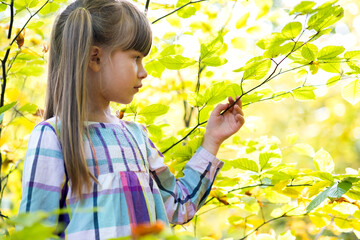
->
[32, 116, 59, 135]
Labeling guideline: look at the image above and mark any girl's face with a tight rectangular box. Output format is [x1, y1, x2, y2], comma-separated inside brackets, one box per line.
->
[98, 49, 147, 105]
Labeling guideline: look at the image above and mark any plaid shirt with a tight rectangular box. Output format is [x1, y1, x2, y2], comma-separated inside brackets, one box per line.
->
[19, 117, 223, 239]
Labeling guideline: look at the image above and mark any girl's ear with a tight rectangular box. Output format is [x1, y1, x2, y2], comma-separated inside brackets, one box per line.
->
[89, 46, 103, 72]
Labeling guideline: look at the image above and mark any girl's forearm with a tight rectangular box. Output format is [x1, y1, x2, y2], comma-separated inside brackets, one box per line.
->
[201, 134, 221, 156]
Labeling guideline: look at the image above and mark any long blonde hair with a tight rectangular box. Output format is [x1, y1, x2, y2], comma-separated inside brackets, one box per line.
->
[44, 0, 152, 199]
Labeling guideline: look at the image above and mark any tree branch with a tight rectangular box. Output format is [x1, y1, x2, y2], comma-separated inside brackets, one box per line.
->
[152, 0, 207, 24]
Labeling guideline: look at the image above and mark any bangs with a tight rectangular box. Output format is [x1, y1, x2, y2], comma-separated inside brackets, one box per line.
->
[120, 3, 152, 56]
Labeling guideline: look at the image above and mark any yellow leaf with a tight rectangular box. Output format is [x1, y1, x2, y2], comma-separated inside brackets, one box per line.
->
[236, 12, 250, 29]
[231, 37, 248, 50]
[309, 213, 331, 228]
[246, 25, 262, 34]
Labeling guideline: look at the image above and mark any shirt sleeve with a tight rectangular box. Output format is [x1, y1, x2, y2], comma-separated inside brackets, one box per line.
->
[140, 125, 224, 224]
[18, 122, 67, 226]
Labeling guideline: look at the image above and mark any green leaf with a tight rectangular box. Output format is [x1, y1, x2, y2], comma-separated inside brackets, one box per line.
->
[346, 190, 360, 200]
[159, 44, 184, 57]
[263, 42, 295, 58]
[342, 79, 360, 105]
[17, 65, 45, 77]
[344, 50, 360, 60]
[310, 172, 334, 182]
[289, 1, 316, 15]
[0, 102, 16, 114]
[18, 103, 38, 114]
[145, 60, 165, 78]
[281, 22, 302, 40]
[241, 92, 264, 105]
[225, 83, 243, 99]
[232, 158, 259, 172]
[309, 28, 333, 42]
[201, 34, 224, 59]
[201, 56, 227, 67]
[319, 62, 341, 73]
[138, 104, 169, 117]
[306, 180, 352, 213]
[326, 75, 341, 87]
[292, 86, 316, 100]
[347, 62, 360, 73]
[39, 2, 60, 15]
[203, 82, 227, 105]
[177, 2, 196, 18]
[308, 6, 344, 31]
[158, 55, 196, 70]
[259, 152, 281, 171]
[0, 3, 7, 12]
[187, 92, 204, 107]
[317, 46, 345, 60]
[313, 148, 334, 173]
[256, 32, 287, 50]
[301, 44, 318, 61]
[236, 12, 250, 29]
[235, 57, 271, 80]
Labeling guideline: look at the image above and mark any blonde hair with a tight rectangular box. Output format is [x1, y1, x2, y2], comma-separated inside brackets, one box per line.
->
[44, 0, 152, 199]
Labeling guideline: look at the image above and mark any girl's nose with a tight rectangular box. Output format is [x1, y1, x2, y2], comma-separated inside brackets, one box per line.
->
[138, 64, 148, 80]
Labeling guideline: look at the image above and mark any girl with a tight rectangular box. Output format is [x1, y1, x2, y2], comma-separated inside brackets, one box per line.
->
[19, 0, 245, 239]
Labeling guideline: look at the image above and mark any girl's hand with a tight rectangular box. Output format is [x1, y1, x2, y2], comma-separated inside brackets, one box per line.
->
[202, 96, 245, 156]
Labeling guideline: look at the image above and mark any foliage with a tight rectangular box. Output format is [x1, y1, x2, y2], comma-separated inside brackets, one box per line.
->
[1, 0, 360, 239]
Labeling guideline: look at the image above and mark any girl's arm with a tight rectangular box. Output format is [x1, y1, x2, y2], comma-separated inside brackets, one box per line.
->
[19, 122, 66, 227]
[144, 97, 244, 224]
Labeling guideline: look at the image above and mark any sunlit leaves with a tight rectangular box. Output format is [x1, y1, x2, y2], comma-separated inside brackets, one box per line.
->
[281, 22, 302, 40]
[342, 79, 360, 105]
[145, 60, 165, 78]
[200, 33, 224, 60]
[203, 81, 227, 105]
[306, 180, 352, 213]
[176, 0, 197, 18]
[301, 44, 317, 61]
[307, 5, 344, 31]
[344, 50, 360, 60]
[158, 55, 196, 70]
[259, 152, 281, 171]
[236, 12, 250, 29]
[201, 56, 227, 67]
[138, 104, 169, 122]
[317, 46, 345, 60]
[234, 57, 272, 80]
[39, 2, 60, 16]
[256, 33, 287, 50]
[232, 158, 259, 173]
[0, 102, 16, 115]
[326, 75, 341, 87]
[313, 148, 334, 173]
[289, 1, 316, 15]
[292, 86, 316, 100]
[0, 3, 7, 12]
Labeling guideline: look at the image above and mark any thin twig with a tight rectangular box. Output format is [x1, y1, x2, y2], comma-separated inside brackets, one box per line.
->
[144, 0, 150, 15]
[152, 0, 207, 24]
[9, 0, 50, 47]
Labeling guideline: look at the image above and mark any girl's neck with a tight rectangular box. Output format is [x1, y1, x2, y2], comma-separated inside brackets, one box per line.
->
[86, 104, 119, 124]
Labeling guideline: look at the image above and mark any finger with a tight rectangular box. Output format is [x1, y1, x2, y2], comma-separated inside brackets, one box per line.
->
[236, 113, 245, 126]
[233, 104, 244, 117]
[212, 103, 228, 116]
[236, 96, 242, 108]
[228, 96, 235, 111]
